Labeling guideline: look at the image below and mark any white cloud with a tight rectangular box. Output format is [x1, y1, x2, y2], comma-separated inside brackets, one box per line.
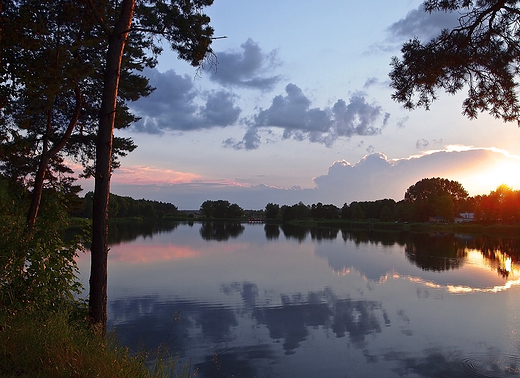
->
[103, 148, 520, 209]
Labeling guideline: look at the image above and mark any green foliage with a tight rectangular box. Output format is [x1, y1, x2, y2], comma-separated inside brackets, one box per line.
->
[199, 200, 244, 219]
[390, 1, 520, 123]
[0, 178, 86, 313]
[280, 202, 311, 222]
[1, 0, 139, 182]
[404, 177, 468, 222]
[76, 192, 178, 219]
[379, 205, 394, 222]
[265, 203, 280, 219]
[0, 308, 196, 378]
[310, 202, 340, 219]
[475, 184, 520, 223]
[350, 203, 365, 221]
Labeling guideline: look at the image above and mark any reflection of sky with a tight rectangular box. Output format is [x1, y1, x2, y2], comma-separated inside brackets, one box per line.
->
[76, 224, 520, 378]
[314, 241, 518, 293]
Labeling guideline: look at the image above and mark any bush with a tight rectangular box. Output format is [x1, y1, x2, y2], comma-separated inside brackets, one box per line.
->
[0, 180, 87, 313]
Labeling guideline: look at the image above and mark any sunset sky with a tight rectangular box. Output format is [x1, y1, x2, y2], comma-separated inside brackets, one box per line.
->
[80, 0, 520, 209]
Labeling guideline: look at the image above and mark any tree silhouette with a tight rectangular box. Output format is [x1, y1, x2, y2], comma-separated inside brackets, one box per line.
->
[390, 1, 520, 124]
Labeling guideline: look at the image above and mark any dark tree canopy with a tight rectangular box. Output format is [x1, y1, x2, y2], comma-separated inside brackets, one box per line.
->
[390, 0, 520, 124]
[200, 200, 244, 219]
[405, 177, 468, 203]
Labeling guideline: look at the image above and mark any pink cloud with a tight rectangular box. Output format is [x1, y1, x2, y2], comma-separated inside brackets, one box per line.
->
[112, 165, 202, 185]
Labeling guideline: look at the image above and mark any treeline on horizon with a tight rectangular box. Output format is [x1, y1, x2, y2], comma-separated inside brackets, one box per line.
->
[265, 179, 520, 224]
[70, 178, 520, 224]
[74, 192, 179, 219]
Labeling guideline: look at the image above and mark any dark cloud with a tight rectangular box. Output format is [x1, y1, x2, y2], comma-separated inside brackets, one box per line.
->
[387, 5, 460, 41]
[130, 68, 241, 134]
[223, 127, 261, 150]
[226, 84, 389, 150]
[416, 139, 430, 149]
[208, 39, 282, 90]
[200, 90, 241, 126]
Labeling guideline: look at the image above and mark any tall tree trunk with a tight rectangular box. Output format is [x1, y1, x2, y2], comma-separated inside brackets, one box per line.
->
[26, 87, 82, 229]
[89, 0, 135, 331]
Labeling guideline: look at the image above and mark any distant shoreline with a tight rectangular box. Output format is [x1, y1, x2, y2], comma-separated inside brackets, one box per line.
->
[69, 216, 520, 238]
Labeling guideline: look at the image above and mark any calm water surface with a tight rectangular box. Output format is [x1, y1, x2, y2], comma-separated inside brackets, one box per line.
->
[77, 222, 520, 378]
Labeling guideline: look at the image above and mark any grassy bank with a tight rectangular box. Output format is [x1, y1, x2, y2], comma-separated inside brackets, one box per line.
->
[0, 306, 194, 378]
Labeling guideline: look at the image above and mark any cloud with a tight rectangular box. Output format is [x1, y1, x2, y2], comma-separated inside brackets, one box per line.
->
[387, 5, 460, 41]
[200, 90, 242, 126]
[99, 147, 520, 210]
[363, 77, 379, 89]
[227, 84, 389, 150]
[208, 39, 282, 90]
[112, 165, 202, 185]
[130, 68, 241, 134]
[396, 116, 408, 129]
[416, 139, 429, 149]
[313, 148, 520, 205]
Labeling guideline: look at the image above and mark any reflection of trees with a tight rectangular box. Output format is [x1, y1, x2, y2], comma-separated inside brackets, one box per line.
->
[199, 222, 244, 241]
[472, 236, 520, 260]
[280, 224, 309, 242]
[107, 221, 180, 245]
[341, 229, 408, 247]
[310, 228, 339, 240]
[280, 226, 340, 241]
[405, 233, 466, 272]
[264, 224, 280, 240]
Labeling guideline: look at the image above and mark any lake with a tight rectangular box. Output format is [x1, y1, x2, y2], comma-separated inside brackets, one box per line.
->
[77, 221, 520, 378]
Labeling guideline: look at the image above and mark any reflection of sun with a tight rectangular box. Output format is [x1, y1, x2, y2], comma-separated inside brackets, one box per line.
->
[466, 249, 515, 277]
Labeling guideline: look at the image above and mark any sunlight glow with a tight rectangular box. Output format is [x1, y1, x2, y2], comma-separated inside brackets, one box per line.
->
[474, 161, 520, 189]
[453, 149, 520, 195]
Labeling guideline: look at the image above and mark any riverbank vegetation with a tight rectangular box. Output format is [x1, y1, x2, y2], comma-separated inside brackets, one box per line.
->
[0, 177, 193, 377]
[0, 308, 195, 378]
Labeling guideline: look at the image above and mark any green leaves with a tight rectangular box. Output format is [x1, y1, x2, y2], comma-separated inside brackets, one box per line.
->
[0, 179, 87, 314]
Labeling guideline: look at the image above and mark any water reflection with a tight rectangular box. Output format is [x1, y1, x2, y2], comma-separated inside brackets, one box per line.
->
[109, 220, 181, 244]
[405, 233, 466, 272]
[95, 222, 520, 378]
[264, 224, 280, 240]
[199, 221, 244, 241]
[109, 284, 389, 376]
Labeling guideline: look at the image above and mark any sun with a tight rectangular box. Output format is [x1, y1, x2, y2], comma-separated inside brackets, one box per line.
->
[479, 160, 520, 187]
[457, 155, 520, 195]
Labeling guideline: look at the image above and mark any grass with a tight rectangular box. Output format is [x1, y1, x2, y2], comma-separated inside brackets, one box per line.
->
[0, 306, 195, 378]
